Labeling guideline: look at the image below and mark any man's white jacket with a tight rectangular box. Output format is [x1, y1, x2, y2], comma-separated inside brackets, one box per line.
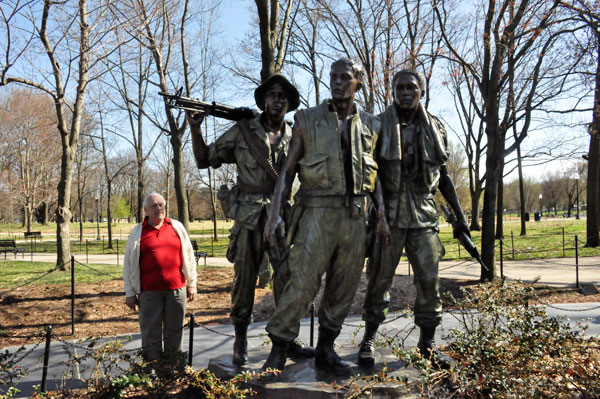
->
[123, 219, 197, 298]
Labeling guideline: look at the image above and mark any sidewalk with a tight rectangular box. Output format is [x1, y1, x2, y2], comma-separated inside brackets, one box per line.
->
[3, 302, 600, 397]
[13, 253, 600, 288]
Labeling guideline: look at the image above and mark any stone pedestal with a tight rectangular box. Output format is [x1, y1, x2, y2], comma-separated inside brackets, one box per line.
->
[208, 347, 421, 398]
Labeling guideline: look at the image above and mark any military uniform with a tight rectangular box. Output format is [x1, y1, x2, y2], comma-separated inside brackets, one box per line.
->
[266, 100, 380, 343]
[363, 104, 448, 329]
[205, 114, 292, 325]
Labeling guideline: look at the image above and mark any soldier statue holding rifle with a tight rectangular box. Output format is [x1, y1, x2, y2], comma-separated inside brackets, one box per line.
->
[186, 74, 315, 367]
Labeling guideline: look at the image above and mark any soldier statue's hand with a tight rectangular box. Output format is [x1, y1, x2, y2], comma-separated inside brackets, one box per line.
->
[376, 212, 391, 245]
[264, 213, 285, 247]
[453, 219, 471, 239]
[186, 110, 207, 128]
[233, 106, 259, 120]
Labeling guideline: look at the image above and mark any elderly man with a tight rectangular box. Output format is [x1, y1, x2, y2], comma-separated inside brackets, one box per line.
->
[357, 69, 469, 368]
[123, 192, 197, 361]
[262, 58, 389, 377]
[187, 74, 314, 366]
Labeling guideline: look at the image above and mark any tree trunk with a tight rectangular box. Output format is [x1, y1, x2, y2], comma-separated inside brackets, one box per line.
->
[480, 130, 501, 281]
[170, 133, 189, 231]
[517, 143, 527, 236]
[470, 188, 482, 231]
[106, 183, 113, 249]
[56, 145, 74, 271]
[585, 48, 600, 247]
[495, 167, 504, 239]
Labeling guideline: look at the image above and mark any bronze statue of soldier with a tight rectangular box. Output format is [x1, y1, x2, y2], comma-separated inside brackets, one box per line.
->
[358, 69, 469, 369]
[262, 58, 390, 378]
[187, 74, 314, 367]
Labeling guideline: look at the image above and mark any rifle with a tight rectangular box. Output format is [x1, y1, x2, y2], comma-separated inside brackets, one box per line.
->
[158, 87, 254, 121]
[440, 204, 489, 272]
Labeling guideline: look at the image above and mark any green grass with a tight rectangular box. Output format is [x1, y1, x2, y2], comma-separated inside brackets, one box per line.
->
[0, 261, 122, 288]
[439, 219, 600, 261]
[1, 218, 598, 261]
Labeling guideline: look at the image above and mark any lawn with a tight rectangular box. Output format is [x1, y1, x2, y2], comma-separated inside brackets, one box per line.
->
[0, 261, 122, 288]
[1, 218, 599, 260]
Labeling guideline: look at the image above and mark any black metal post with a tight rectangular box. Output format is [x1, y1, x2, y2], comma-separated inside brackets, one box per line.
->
[562, 227, 566, 257]
[511, 230, 515, 260]
[30, 237, 33, 262]
[188, 314, 195, 366]
[500, 239, 504, 278]
[116, 239, 119, 266]
[310, 302, 315, 347]
[71, 255, 75, 335]
[575, 235, 579, 289]
[576, 178, 580, 219]
[41, 325, 52, 392]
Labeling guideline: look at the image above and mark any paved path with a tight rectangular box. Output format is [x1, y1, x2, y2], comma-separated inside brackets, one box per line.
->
[3, 302, 599, 397]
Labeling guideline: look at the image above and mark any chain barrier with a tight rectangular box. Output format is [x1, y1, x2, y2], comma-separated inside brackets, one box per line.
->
[73, 259, 119, 278]
[0, 259, 70, 297]
[342, 310, 411, 329]
[544, 303, 600, 313]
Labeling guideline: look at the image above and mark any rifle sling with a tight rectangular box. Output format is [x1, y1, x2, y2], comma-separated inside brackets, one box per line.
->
[237, 118, 280, 183]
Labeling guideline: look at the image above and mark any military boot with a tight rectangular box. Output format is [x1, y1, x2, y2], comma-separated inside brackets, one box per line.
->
[232, 323, 248, 366]
[417, 326, 455, 369]
[315, 328, 352, 377]
[357, 322, 379, 367]
[287, 338, 315, 359]
[261, 335, 289, 381]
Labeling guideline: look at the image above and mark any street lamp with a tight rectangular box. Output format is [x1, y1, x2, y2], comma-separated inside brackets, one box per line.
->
[538, 193, 543, 214]
[575, 175, 580, 220]
[95, 197, 100, 240]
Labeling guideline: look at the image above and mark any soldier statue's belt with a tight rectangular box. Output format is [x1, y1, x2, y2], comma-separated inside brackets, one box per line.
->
[298, 195, 366, 208]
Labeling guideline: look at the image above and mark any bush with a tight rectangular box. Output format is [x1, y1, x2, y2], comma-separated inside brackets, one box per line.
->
[393, 280, 600, 398]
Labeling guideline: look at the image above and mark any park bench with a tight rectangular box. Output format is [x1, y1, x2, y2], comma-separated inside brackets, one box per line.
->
[190, 240, 208, 267]
[0, 239, 26, 259]
[23, 231, 42, 239]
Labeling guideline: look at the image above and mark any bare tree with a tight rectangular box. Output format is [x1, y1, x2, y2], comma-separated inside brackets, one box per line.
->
[0, 89, 60, 232]
[434, 0, 576, 280]
[255, 0, 295, 81]
[561, 0, 600, 247]
[1, 1, 120, 268]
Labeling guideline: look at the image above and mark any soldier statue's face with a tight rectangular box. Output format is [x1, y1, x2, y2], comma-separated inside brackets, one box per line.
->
[263, 83, 289, 118]
[393, 74, 422, 111]
[330, 63, 360, 101]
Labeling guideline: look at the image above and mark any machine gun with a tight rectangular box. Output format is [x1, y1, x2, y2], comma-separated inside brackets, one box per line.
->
[158, 87, 254, 121]
[440, 204, 489, 272]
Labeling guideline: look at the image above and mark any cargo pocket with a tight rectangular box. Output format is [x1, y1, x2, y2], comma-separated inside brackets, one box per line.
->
[361, 154, 378, 192]
[298, 153, 330, 190]
[226, 223, 241, 263]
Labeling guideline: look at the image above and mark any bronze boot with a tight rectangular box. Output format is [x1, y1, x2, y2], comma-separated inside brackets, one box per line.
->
[232, 323, 248, 366]
[287, 338, 316, 359]
[261, 335, 289, 381]
[417, 326, 454, 369]
[357, 322, 379, 367]
[315, 328, 352, 377]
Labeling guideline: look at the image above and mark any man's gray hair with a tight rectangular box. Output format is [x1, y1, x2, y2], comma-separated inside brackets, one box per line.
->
[143, 192, 165, 208]
[392, 68, 426, 91]
[331, 58, 365, 83]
